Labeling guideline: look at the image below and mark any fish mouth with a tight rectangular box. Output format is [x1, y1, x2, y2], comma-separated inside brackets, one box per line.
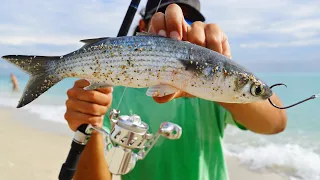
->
[261, 84, 273, 99]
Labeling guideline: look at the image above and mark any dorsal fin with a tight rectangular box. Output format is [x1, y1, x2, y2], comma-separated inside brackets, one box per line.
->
[136, 32, 154, 36]
[135, 32, 165, 37]
[80, 37, 109, 46]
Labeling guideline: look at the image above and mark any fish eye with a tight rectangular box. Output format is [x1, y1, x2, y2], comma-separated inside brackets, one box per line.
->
[250, 84, 265, 97]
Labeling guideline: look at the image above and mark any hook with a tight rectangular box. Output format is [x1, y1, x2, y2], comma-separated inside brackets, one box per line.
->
[268, 83, 318, 109]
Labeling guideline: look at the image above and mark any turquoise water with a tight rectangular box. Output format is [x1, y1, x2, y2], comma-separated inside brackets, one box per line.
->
[0, 72, 319, 179]
[258, 73, 320, 133]
[223, 73, 320, 180]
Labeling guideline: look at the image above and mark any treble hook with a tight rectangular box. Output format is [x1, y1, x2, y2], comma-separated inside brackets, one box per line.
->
[268, 83, 319, 109]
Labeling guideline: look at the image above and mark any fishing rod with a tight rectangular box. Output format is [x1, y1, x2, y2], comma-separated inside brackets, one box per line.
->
[118, 0, 142, 37]
[58, 1, 142, 179]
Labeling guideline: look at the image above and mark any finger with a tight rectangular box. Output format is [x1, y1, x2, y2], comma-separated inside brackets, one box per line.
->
[67, 88, 112, 106]
[96, 87, 113, 94]
[153, 90, 195, 103]
[151, 12, 167, 36]
[74, 79, 90, 88]
[153, 93, 178, 103]
[66, 99, 108, 116]
[187, 21, 206, 47]
[164, 4, 188, 40]
[205, 24, 223, 54]
[64, 110, 103, 131]
[221, 32, 232, 59]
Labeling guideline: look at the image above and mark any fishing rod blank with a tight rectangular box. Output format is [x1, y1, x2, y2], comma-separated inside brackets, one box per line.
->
[118, 0, 142, 37]
[58, 0, 142, 179]
[58, 124, 90, 180]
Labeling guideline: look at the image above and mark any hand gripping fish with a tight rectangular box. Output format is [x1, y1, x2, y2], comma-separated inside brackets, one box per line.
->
[1, 33, 292, 109]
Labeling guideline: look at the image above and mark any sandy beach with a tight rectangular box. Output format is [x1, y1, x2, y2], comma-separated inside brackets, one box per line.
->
[0, 107, 288, 180]
[226, 156, 288, 180]
[0, 108, 72, 180]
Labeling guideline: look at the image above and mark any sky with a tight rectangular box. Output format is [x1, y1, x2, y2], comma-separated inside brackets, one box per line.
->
[0, 0, 319, 75]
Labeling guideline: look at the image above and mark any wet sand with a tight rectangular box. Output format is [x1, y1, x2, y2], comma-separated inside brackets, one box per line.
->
[0, 108, 288, 180]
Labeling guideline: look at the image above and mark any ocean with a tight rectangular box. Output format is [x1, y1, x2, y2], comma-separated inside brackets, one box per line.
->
[0, 72, 319, 180]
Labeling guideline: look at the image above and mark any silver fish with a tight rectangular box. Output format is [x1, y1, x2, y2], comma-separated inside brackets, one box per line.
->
[2, 32, 272, 108]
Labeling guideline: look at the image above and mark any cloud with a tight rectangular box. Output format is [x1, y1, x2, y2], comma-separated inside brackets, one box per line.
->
[240, 39, 320, 48]
[1, 0, 319, 49]
[265, 19, 320, 39]
[200, 0, 320, 48]
[0, 0, 319, 72]
[0, 35, 81, 46]
[0, 0, 131, 47]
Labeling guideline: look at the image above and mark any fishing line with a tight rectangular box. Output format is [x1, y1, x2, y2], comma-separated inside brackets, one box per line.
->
[116, 87, 127, 110]
[117, 0, 163, 109]
[147, 0, 163, 33]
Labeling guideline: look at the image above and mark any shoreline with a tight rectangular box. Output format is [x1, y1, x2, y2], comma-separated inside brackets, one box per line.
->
[225, 156, 288, 180]
[0, 108, 72, 180]
[0, 107, 288, 180]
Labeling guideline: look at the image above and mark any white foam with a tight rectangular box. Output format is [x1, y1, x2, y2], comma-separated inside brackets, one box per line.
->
[23, 104, 67, 124]
[1, 87, 320, 180]
[224, 142, 320, 180]
[223, 125, 320, 180]
[0, 93, 67, 124]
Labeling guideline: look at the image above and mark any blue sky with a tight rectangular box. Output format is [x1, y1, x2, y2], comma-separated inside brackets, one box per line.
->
[0, 0, 319, 74]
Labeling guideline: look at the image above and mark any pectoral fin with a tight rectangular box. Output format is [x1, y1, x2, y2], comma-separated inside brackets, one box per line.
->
[84, 80, 113, 90]
[146, 85, 179, 97]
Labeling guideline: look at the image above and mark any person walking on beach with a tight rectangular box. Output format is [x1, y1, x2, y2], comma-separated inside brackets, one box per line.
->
[64, 1, 288, 179]
[10, 73, 19, 92]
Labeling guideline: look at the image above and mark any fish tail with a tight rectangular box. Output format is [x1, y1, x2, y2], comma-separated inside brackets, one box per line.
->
[2, 55, 62, 108]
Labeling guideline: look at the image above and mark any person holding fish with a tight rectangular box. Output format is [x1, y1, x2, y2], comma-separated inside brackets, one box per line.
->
[0, 0, 287, 179]
[61, 1, 287, 180]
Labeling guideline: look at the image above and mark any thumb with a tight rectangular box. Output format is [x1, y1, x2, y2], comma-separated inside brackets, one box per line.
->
[152, 92, 179, 103]
[74, 79, 90, 88]
[152, 91, 195, 103]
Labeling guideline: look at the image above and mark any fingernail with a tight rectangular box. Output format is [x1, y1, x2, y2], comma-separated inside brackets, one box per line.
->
[170, 31, 180, 40]
[158, 30, 167, 37]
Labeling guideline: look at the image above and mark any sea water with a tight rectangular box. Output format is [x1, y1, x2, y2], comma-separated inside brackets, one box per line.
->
[0, 72, 319, 180]
[223, 72, 320, 180]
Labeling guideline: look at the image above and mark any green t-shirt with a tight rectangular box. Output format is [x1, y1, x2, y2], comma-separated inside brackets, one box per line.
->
[103, 86, 245, 180]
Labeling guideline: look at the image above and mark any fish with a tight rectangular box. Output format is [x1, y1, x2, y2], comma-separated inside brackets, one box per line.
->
[1, 32, 272, 108]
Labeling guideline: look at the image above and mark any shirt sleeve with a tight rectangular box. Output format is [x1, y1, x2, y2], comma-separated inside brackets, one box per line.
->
[224, 109, 247, 131]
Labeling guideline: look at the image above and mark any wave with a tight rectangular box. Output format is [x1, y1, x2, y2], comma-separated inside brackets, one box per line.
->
[0, 93, 67, 124]
[2, 75, 320, 180]
[224, 127, 320, 180]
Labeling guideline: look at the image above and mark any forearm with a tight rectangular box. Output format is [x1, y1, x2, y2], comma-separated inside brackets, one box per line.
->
[219, 94, 287, 134]
[73, 132, 112, 180]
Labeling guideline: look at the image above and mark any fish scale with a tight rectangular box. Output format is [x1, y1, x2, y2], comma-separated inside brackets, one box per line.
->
[1, 33, 272, 108]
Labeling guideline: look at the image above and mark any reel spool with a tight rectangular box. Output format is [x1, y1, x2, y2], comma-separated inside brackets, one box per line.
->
[103, 109, 182, 175]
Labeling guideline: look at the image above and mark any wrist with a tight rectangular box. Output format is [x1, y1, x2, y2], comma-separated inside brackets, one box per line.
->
[91, 128, 102, 135]
[90, 120, 104, 135]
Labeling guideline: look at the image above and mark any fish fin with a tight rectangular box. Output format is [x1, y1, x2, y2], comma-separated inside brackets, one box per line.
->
[135, 32, 153, 36]
[2, 55, 62, 108]
[2, 55, 60, 75]
[84, 80, 113, 90]
[178, 59, 218, 76]
[135, 32, 165, 37]
[146, 84, 180, 97]
[80, 37, 109, 46]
